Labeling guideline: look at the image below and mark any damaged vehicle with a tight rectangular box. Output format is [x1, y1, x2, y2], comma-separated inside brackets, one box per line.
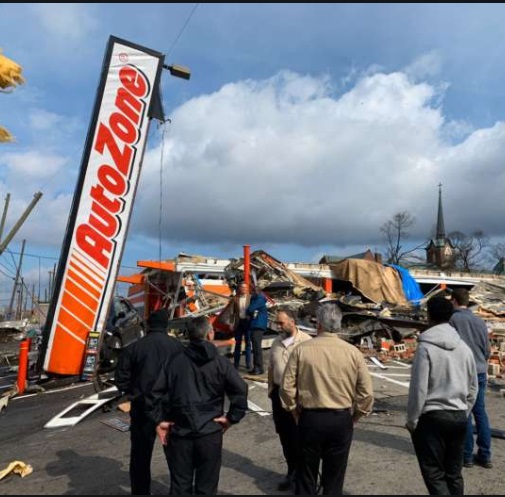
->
[98, 296, 145, 372]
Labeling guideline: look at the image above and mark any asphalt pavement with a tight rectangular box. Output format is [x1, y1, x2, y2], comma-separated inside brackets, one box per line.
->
[1, 357, 505, 495]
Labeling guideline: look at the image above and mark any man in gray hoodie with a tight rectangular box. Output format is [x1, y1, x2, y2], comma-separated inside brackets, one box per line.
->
[406, 296, 478, 495]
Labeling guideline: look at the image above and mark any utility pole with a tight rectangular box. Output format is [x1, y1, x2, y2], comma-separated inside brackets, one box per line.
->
[52, 263, 57, 299]
[0, 193, 11, 241]
[17, 277, 24, 319]
[0, 192, 42, 257]
[7, 239, 25, 320]
[23, 278, 28, 315]
[48, 270, 53, 301]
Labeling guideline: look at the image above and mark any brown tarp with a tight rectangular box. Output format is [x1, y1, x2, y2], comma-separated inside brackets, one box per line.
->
[329, 259, 408, 305]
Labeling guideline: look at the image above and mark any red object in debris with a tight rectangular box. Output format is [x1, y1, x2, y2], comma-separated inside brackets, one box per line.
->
[244, 245, 251, 293]
[17, 339, 30, 395]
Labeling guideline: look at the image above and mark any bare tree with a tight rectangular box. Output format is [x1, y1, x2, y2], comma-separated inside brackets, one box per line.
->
[486, 242, 505, 274]
[380, 211, 425, 265]
[448, 230, 488, 272]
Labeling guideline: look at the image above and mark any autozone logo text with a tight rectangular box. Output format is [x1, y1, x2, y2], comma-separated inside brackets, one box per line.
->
[76, 65, 150, 269]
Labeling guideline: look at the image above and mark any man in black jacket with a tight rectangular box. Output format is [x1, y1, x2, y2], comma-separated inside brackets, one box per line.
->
[115, 308, 183, 496]
[148, 316, 248, 495]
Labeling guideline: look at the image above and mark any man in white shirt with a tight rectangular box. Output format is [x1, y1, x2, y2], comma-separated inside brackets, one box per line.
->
[268, 308, 311, 491]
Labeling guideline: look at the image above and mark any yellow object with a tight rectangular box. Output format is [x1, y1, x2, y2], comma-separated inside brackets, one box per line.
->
[0, 50, 25, 90]
[0, 126, 14, 143]
[0, 49, 23, 144]
[0, 460, 33, 481]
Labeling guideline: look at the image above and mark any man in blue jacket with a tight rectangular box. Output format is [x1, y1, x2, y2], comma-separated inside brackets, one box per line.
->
[247, 285, 268, 375]
[450, 288, 492, 469]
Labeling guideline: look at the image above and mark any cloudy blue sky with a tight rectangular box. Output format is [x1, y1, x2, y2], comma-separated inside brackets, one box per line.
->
[1, 3, 505, 304]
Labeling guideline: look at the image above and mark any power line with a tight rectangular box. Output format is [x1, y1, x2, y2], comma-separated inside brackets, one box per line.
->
[6, 250, 59, 260]
[166, 3, 200, 59]
[0, 264, 14, 279]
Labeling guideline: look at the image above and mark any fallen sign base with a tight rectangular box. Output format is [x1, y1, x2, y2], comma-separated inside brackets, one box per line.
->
[44, 386, 120, 428]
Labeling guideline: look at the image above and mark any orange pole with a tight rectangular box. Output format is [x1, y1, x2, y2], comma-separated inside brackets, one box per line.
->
[243, 245, 251, 293]
[17, 339, 29, 395]
[323, 277, 332, 294]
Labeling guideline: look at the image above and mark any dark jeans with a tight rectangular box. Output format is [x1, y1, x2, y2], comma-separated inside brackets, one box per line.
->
[296, 408, 353, 495]
[164, 431, 223, 495]
[233, 319, 251, 369]
[250, 328, 264, 371]
[129, 414, 157, 495]
[411, 410, 468, 495]
[271, 385, 299, 476]
[465, 373, 491, 462]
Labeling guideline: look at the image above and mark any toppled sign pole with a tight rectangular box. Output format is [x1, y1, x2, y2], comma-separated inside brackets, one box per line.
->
[37, 36, 190, 395]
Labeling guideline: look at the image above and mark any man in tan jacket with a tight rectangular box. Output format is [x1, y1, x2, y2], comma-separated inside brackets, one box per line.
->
[281, 303, 374, 495]
[268, 308, 311, 491]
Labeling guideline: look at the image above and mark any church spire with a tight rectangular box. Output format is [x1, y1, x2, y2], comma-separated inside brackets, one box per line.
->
[436, 182, 445, 241]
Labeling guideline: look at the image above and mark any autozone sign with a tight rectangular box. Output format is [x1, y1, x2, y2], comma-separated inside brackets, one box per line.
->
[41, 37, 165, 374]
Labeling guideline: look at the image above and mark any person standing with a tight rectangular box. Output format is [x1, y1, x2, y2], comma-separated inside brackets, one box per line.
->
[231, 282, 252, 370]
[269, 308, 312, 491]
[247, 285, 268, 375]
[114, 308, 183, 496]
[406, 296, 478, 495]
[450, 288, 493, 469]
[280, 303, 374, 495]
[148, 316, 248, 495]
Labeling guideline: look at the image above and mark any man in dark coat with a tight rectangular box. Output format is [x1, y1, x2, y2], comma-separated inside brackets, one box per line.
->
[115, 308, 183, 495]
[148, 316, 248, 495]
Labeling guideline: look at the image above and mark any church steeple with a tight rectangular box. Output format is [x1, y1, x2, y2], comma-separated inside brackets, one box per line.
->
[426, 182, 453, 269]
[435, 183, 445, 244]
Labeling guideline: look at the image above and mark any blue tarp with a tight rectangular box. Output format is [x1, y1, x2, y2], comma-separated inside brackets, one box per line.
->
[387, 264, 424, 304]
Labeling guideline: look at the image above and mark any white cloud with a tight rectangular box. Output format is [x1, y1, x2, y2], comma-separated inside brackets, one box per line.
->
[31, 4, 97, 40]
[4, 67, 505, 267]
[404, 51, 443, 80]
[129, 68, 505, 250]
[0, 151, 69, 182]
[29, 109, 64, 130]
[0, 151, 74, 251]
[27, 109, 83, 146]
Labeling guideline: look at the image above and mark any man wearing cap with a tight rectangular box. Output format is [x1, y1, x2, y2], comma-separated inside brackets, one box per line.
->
[115, 308, 183, 496]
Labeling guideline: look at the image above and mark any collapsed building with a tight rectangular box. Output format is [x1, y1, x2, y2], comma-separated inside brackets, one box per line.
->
[114, 248, 505, 373]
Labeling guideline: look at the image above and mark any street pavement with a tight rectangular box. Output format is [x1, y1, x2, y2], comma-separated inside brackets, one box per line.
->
[1, 357, 505, 495]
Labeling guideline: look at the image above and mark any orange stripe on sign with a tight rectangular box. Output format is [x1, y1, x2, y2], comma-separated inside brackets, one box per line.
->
[68, 258, 103, 290]
[67, 266, 102, 300]
[73, 249, 107, 282]
[58, 290, 97, 331]
[56, 305, 93, 342]
[48, 324, 88, 375]
[64, 276, 101, 314]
